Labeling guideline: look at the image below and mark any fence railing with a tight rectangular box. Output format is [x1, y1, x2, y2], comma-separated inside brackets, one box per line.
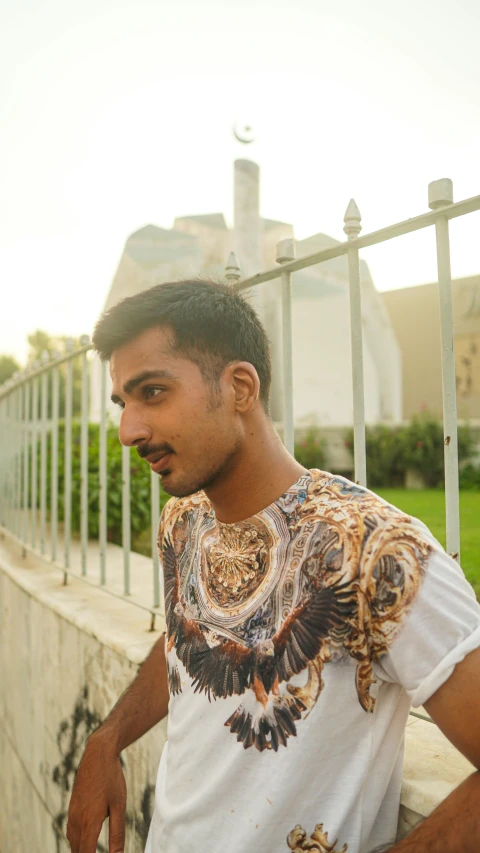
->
[1, 177, 479, 627]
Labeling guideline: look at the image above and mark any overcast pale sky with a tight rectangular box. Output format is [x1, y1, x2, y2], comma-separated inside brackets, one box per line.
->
[1, 0, 479, 362]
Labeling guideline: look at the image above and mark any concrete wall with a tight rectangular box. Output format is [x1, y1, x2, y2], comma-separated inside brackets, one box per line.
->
[0, 532, 475, 852]
[0, 535, 166, 853]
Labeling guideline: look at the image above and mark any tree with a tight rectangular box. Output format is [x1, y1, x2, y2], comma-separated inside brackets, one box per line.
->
[0, 355, 21, 386]
[27, 330, 84, 417]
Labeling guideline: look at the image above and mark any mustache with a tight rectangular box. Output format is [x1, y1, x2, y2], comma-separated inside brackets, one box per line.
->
[137, 442, 174, 460]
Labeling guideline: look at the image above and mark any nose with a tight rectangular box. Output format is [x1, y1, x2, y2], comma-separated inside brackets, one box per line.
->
[118, 403, 153, 447]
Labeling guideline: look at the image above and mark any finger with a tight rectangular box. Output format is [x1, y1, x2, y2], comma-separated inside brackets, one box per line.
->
[108, 803, 126, 853]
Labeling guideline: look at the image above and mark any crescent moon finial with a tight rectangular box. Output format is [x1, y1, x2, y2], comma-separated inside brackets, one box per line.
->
[233, 122, 255, 144]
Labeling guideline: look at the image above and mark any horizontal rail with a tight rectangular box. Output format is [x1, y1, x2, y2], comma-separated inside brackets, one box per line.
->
[235, 194, 480, 292]
[0, 343, 92, 401]
[0, 526, 163, 628]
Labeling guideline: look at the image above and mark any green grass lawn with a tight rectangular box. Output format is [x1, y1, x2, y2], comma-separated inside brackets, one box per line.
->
[374, 489, 480, 599]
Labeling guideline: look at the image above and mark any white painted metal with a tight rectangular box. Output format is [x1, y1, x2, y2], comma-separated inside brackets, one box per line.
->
[64, 340, 74, 574]
[276, 238, 296, 455]
[99, 359, 107, 585]
[80, 337, 90, 576]
[51, 364, 59, 562]
[122, 444, 131, 595]
[235, 194, 480, 293]
[39, 353, 49, 554]
[1, 181, 478, 619]
[224, 251, 241, 286]
[23, 379, 30, 544]
[14, 387, 21, 537]
[344, 199, 367, 487]
[429, 179, 460, 561]
[151, 470, 161, 608]
[31, 372, 39, 549]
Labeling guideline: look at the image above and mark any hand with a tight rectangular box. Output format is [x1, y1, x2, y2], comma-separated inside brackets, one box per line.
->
[66, 731, 127, 853]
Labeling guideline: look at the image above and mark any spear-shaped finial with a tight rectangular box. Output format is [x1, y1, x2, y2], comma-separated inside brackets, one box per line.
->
[343, 199, 362, 240]
[225, 251, 241, 286]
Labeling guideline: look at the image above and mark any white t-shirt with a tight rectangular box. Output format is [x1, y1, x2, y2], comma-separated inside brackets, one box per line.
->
[145, 470, 480, 853]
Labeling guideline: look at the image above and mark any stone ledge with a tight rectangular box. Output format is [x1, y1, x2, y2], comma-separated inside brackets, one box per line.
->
[0, 533, 164, 667]
[402, 717, 475, 818]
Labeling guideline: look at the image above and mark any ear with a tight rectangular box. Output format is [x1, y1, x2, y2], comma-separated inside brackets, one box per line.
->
[226, 361, 260, 414]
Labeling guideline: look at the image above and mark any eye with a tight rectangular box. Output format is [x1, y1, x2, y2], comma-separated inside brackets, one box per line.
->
[143, 385, 165, 400]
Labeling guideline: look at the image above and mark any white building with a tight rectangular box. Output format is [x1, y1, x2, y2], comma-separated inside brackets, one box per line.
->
[91, 160, 402, 428]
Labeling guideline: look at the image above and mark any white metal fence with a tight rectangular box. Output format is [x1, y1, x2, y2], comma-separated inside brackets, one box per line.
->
[1, 177, 479, 626]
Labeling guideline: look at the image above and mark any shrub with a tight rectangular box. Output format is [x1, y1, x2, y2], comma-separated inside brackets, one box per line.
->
[459, 463, 480, 491]
[44, 421, 170, 552]
[294, 428, 327, 471]
[344, 412, 474, 488]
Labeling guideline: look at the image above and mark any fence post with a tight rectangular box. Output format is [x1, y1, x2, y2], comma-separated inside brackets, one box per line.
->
[428, 178, 460, 561]
[122, 445, 131, 596]
[276, 239, 296, 456]
[99, 359, 108, 585]
[40, 351, 49, 554]
[23, 372, 30, 547]
[151, 470, 161, 609]
[51, 357, 60, 562]
[64, 339, 74, 581]
[80, 335, 90, 576]
[31, 366, 39, 548]
[344, 199, 367, 487]
[225, 252, 241, 286]
[14, 382, 21, 538]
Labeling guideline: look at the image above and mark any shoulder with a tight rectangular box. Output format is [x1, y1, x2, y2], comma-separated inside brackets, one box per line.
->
[301, 471, 433, 632]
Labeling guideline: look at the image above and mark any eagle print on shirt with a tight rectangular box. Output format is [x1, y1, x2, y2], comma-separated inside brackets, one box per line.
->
[287, 821, 348, 852]
[160, 471, 432, 752]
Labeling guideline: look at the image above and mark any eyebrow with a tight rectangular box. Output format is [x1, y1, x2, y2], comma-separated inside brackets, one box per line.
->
[111, 369, 177, 404]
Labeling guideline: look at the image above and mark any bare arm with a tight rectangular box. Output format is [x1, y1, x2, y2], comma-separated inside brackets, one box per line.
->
[374, 771, 480, 852]
[375, 646, 480, 852]
[91, 631, 170, 754]
[67, 633, 169, 853]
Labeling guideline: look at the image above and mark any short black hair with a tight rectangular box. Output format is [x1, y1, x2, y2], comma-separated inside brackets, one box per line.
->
[92, 279, 272, 412]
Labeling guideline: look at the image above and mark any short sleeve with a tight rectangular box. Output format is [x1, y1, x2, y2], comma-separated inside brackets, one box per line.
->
[372, 518, 480, 707]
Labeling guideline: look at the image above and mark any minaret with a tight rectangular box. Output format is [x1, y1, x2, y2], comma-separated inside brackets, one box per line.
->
[233, 159, 263, 319]
[232, 158, 283, 421]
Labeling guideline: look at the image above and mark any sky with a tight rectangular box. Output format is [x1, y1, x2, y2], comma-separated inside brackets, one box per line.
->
[1, 0, 479, 363]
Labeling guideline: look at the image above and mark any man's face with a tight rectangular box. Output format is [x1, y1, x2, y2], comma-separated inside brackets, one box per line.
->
[110, 326, 242, 497]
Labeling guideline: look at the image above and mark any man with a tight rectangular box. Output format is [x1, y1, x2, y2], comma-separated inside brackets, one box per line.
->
[67, 279, 480, 853]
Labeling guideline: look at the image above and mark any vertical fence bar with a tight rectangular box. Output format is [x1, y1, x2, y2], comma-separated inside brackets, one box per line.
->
[428, 179, 460, 561]
[2, 393, 12, 530]
[151, 470, 161, 608]
[23, 378, 30, 545]
[17, 384, 24, 540]
[225, 251, 242, 287]
[64, 341, 74, 577]
[40, 354, 49, 554]
[31, 372, 39, 548]
[276, 239, 296, 455]
[8, 390, 15, 532]
[99, 359, 107, 585]
[80, 338, 90, 576]
[14, 386, 21, 537]
[344, 199, 367, 487]
[51, 362, 60, 562]
[122, 444, 131, 595]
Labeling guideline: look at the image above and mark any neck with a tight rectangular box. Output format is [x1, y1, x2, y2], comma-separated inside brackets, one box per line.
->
[204, 418, 307, 524]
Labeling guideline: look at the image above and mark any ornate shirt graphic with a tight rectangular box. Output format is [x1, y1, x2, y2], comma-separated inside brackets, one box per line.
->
[145, 470, 480, 853]
[160, 470, 431, 751]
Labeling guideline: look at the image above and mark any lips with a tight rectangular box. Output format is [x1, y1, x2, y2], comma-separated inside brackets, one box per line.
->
[148, 453, 173, 474]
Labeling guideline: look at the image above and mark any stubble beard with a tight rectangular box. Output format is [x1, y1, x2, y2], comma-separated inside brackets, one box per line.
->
[160, 436, 241, 499]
